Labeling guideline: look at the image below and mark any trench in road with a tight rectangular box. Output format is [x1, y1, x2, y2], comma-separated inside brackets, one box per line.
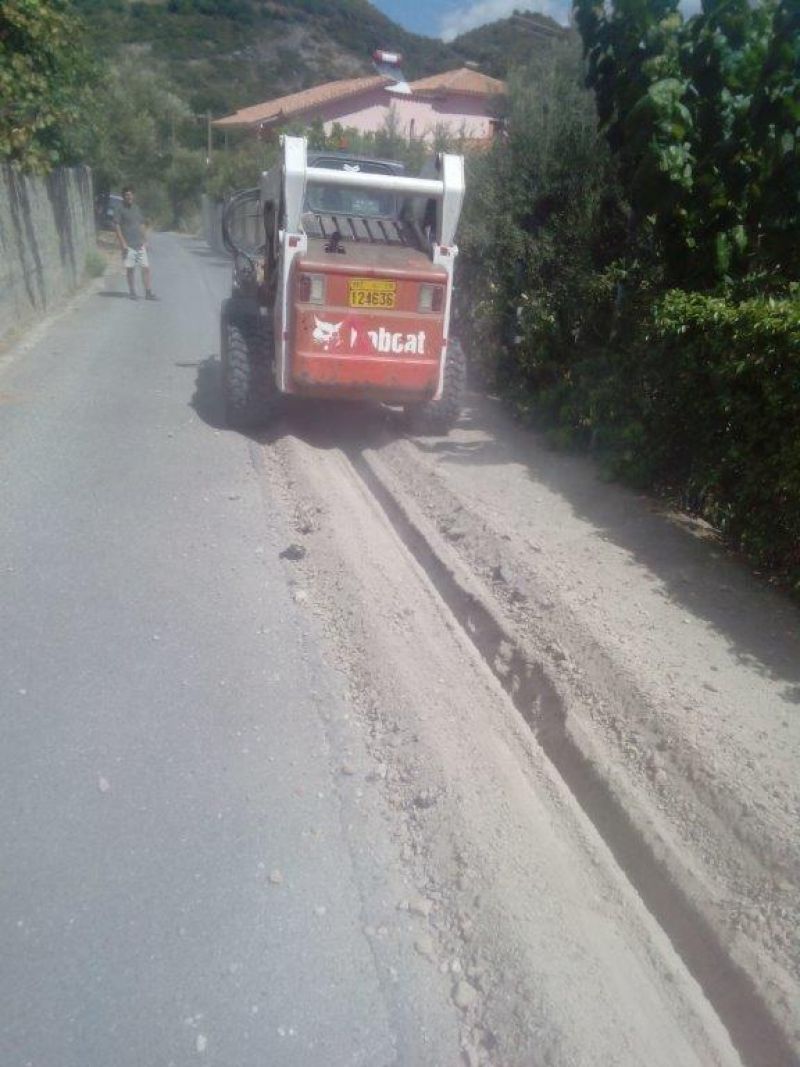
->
[333, 445, 797, 1067]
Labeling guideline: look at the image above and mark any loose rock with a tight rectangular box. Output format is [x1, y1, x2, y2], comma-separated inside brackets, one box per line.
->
[414, 935, 435, 960]
[453, 980, 478, 1010]
[409, 896, 433, 918]
[279, 544, 306, 561]
[461, 1043, 480, 1067]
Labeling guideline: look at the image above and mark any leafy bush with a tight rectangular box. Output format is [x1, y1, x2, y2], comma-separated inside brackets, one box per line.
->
[631, 290, 800, 586]
[205, 139, 278, 200]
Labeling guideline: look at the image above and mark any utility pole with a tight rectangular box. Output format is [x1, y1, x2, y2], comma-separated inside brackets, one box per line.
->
[207, 110, 212, 165]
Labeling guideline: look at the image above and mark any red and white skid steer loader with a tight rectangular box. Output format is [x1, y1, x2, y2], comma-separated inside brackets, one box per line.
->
[219, 135, 466, 431]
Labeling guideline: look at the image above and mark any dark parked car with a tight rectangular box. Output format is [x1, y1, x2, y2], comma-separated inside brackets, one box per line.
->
[96, 193, 123, 231]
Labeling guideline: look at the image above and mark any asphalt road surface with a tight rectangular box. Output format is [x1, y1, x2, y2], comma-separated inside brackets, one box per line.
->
[0, 235, 460, 1067]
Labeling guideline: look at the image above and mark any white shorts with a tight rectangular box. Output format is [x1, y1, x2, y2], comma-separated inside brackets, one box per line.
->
[124, 246, 149, 269]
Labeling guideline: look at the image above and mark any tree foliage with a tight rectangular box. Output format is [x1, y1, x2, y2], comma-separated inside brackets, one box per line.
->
[447, 11, 567, 79]
[205, 138, 278, 201]
[0, 0, 96, 170]
[459, 8, 800, 589]
[457, 39, 622, 392]
[574, 0, 800, 285]
[88, 55, 192, 197]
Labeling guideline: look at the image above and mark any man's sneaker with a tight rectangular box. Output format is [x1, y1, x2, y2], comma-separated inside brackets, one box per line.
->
[129, 292, 138, 300]
[145, 290, 158, 301]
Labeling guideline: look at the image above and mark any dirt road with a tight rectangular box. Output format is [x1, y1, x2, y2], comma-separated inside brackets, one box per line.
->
[2, 232, 797, 1066]
[258, 399, 799, 1067]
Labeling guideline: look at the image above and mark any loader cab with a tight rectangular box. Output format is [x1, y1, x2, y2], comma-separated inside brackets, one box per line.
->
[300, 153, 415, 251]
[304, 153, 404, 222]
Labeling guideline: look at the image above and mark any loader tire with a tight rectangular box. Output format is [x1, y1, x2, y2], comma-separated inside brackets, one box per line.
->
[221, 302, 279, 430]
[404, 338, 465, 434]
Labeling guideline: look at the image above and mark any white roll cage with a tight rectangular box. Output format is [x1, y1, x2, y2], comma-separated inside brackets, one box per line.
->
[276, 135, 465, 247]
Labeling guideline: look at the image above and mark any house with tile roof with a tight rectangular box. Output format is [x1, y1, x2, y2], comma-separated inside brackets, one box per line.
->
[213, 66, 506, 145]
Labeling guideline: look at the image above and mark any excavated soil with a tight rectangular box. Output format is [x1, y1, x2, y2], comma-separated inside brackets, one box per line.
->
[248, 393, 800, 1066]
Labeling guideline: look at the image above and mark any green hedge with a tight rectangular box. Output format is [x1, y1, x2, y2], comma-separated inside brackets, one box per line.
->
[486, 281, 800, 593]
[614, 290, 800, 588]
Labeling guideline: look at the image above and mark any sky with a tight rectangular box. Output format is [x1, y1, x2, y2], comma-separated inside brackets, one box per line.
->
[372, 0, 701, 42]
[373, 0, 571, 40]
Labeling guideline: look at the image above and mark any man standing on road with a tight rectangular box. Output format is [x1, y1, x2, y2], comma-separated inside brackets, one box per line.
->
[114, 186, 157, 301]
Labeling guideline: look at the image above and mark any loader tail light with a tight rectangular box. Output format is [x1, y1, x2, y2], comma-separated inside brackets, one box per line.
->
[297, 272, 325, 304]
[418, 283, 444, 313]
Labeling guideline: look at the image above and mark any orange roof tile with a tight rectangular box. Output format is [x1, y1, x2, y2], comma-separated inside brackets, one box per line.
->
[213, 74, 390, 129]
[408, 68, 506, 97]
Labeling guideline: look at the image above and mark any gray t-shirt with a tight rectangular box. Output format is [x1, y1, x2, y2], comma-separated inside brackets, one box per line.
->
[115, 202, 145, 249]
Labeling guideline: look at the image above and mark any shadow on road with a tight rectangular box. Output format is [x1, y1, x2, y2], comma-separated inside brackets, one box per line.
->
[416, 395, 800, 697]
[184, 351, 800, 695]
[185, 354, 226, 431]
[179, 236, 231, 268]
[186, 353, 404, 452]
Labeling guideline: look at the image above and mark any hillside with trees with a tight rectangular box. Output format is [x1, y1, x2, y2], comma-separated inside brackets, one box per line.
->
[71, 0, 459, 116]
[450, 10, 567, 78]
[3, 0, 564, 222]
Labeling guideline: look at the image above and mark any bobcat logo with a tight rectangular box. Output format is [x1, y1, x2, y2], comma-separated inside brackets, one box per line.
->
[313, 315, 371, 354]
[311, 315, 427, 356]
[312, 317, 344, 351]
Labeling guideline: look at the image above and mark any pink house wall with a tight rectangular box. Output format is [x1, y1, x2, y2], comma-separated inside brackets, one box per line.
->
[300, 87, 497, 143]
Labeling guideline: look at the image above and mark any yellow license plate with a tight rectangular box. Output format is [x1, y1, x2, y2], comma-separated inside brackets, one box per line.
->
[349, 279, 396, 308]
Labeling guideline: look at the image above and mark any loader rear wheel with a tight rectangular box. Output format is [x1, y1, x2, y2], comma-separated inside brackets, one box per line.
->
[220, 301, 279, 430]
[404, 338, 465, 434]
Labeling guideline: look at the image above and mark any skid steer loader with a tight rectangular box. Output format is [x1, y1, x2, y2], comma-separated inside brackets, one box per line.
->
[219, 135, 466, 431]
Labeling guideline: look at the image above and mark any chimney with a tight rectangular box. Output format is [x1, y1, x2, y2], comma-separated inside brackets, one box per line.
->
[373, 49, 411, 95]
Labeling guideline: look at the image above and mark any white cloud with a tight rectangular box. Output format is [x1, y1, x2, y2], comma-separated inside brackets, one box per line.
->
[440, 0, 571, 42]
[440, 0, 704, 42]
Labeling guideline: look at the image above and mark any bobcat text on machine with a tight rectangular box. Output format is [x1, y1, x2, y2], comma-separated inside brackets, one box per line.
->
[219, 135, 466, 431]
